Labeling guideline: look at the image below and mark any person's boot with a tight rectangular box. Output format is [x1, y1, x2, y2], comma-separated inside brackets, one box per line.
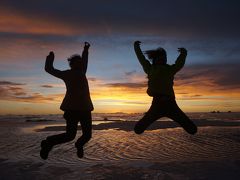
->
[40, 140, 53, 160]
[75, 143, 84, 158]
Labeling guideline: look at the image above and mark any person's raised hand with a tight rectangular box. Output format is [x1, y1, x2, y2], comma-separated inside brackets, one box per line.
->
[134, 41, 141, 47]
[46, 51, 55, 61]
[84, 42, 90, 49]
[178, 48, 187, 55]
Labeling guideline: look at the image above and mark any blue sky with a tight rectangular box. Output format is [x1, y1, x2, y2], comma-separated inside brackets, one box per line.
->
[0, 0, 240, 114]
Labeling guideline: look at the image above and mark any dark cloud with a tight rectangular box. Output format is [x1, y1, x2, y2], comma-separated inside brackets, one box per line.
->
[0, 81, 26, 98]
[1, 0, 240, 38]
[1, 31, 239, 66]
[105, 82, 146, 89]
[103, 63, 240, 94]
[123, 101, 148, 105]
[176, 64, 240, 91]
[125, 70, 137, 76]
[0, 81, 25, 86]
[41, 84, 53, 88]
[88, 77, 98, 82]
[0, 84, 26, 98]
[0, 31, 81, 44]
[0, 81, 60, 103]
[14, 93, 58, 102]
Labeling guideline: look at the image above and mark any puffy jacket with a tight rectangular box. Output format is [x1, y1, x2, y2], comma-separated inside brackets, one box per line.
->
[134, 45, 186, 98]
[45, 48, 94, 111]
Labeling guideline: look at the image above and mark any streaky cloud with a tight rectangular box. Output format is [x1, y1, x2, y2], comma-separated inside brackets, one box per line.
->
[105, 82, 146, 89]
[0, 81, 25, 85]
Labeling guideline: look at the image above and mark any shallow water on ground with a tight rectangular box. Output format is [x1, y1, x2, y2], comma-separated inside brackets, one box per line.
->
[0, 113, 240, 179]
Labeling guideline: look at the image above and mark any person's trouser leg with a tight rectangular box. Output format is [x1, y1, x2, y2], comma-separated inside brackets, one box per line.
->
[75, 111, 92, 148]
[46, 111, 78, 146]
[40, 111, 78, 159]
[167, 100, 197, 135]
[134, 97, 164, 134]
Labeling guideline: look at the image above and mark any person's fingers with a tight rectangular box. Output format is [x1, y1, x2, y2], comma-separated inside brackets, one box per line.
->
[178, 48, 187, 54]
[85, 42, 90, 46]
[134, 41, 141, 45]
[47, 51, 54, 59]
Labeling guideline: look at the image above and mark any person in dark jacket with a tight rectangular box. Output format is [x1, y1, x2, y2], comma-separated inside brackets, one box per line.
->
[40, 42, 94, 160]
[133, 41, 197, 135]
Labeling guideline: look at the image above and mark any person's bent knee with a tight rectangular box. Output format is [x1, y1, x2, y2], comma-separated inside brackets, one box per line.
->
[66, 133, 76, 141]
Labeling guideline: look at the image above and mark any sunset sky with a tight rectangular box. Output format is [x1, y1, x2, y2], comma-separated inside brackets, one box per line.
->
[0, 0, 240, 114]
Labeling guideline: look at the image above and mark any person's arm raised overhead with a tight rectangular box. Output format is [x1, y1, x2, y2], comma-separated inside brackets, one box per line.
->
[172, 48, 187, 73]
[45, 51, 64, 79]
[134, 41, 151, 74]
[81, 42, 90, 74]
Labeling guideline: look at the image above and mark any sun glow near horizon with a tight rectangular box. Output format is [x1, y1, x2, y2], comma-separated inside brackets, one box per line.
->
[1, 79, 239, 115]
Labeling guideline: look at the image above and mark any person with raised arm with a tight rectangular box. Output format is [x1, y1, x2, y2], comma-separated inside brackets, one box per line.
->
[133, 41, 197, 135]
[40, 42, 94, 160]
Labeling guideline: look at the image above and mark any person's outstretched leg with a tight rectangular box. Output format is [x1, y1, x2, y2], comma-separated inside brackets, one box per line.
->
[134, 111, 162, 134]
[134, 97, 164, 134]
[167, 101, 197, 135]
[40, 111, 78, 160]
[75, 111, 92, 158]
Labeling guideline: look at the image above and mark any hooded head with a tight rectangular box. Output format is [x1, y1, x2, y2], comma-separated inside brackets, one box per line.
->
[68, 54, 83, 70]
[145, 47, 167, 65]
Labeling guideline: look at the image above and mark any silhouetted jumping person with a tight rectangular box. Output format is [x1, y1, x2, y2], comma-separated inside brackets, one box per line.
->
[40, 42, 94, 160]
[133, 41, 197, 135]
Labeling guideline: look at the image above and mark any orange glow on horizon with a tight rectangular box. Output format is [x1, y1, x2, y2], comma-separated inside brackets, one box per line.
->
[1, 81, 240, 114]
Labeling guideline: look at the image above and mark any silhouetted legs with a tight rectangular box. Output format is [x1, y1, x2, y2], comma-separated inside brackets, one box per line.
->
[40, 111, 92, 160]
[166, 103, 197, 134]
[46, 112, 78, 145]
[134, 96, 165, 134]
[134, 96, 197, 135]
[134, 107, 164, 134]
[74, 112, 92, 158]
